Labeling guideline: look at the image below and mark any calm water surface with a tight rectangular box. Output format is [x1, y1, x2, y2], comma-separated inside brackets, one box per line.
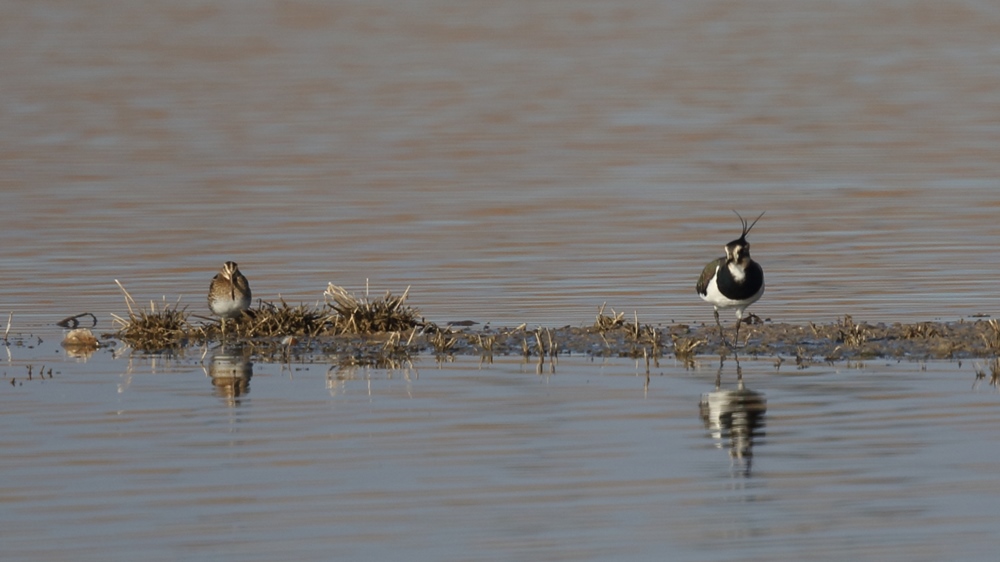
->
[2, 343, 999, 561]
[3, 1, 1000, 560]
[1, 1, 999, 329]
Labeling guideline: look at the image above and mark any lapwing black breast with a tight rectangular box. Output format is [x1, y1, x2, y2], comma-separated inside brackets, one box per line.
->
[696, 211, 766, 346]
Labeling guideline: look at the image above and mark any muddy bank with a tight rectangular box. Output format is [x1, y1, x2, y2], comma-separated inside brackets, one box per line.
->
[90, 316, 1000, 365]
[94, 284, 1000, 363]
[393, 317, 1000, 362]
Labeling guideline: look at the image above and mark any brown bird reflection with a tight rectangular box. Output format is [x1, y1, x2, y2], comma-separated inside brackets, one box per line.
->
[206, 350, 253, 404]
[699, 354, 766, 477]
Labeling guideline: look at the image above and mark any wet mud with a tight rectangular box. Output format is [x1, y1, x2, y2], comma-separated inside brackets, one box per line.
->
[413, 316, 1000, 363]
[94, 315, 1000, 366]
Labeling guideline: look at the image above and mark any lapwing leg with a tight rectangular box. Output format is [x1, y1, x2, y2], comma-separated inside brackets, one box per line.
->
[734, 316, 742, 348]
[714, 309, 732, 348]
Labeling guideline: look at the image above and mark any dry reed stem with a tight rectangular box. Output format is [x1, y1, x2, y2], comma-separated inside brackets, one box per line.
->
[114, 279, 136, 317]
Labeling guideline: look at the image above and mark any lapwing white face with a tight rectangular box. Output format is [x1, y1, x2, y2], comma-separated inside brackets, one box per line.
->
[725, 241, 750, 264]
[724, 240, 752, 283]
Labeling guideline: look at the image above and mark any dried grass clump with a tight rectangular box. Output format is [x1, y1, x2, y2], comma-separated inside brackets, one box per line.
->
[671, 334, 705, 367]
[112, 280, 191, 352]
[901, 322, 941, 339]
[593, 302, 625, 332]
[324, 283, 420, 334]
[837, 315, 872, 348]
[200, 299, 334, 340]
[979, 319, 1000, 354]
[251, 300, 334, 337]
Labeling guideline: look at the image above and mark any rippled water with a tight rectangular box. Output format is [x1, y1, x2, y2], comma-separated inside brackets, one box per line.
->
[2, 1, 1000, 330]
[3, 1, 1000, 560]
[3, 344, 1000, 561]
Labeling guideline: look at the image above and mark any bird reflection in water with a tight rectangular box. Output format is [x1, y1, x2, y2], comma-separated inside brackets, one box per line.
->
[205, 348, 253, 405]
[699, 353, 766, 476]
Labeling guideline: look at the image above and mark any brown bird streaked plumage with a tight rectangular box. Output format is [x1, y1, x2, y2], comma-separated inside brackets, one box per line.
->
[208, 261, 251, 319]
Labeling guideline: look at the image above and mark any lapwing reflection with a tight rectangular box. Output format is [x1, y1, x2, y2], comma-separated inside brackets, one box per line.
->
[206, 350, 253, 404]
[699, 354, 766, 476]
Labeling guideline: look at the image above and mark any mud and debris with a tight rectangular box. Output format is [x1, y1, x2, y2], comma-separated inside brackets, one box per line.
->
[104, 280, 1000, 362]
[106, 310, 1000, 364]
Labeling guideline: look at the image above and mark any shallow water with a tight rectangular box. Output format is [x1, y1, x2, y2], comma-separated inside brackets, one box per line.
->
[2, 1, 1000, 331]
[3, 1, 1000, 560]
[3, 343, 999, 561]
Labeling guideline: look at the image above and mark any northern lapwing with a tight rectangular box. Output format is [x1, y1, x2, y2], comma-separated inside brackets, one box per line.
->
[696, 211, 765, 346]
